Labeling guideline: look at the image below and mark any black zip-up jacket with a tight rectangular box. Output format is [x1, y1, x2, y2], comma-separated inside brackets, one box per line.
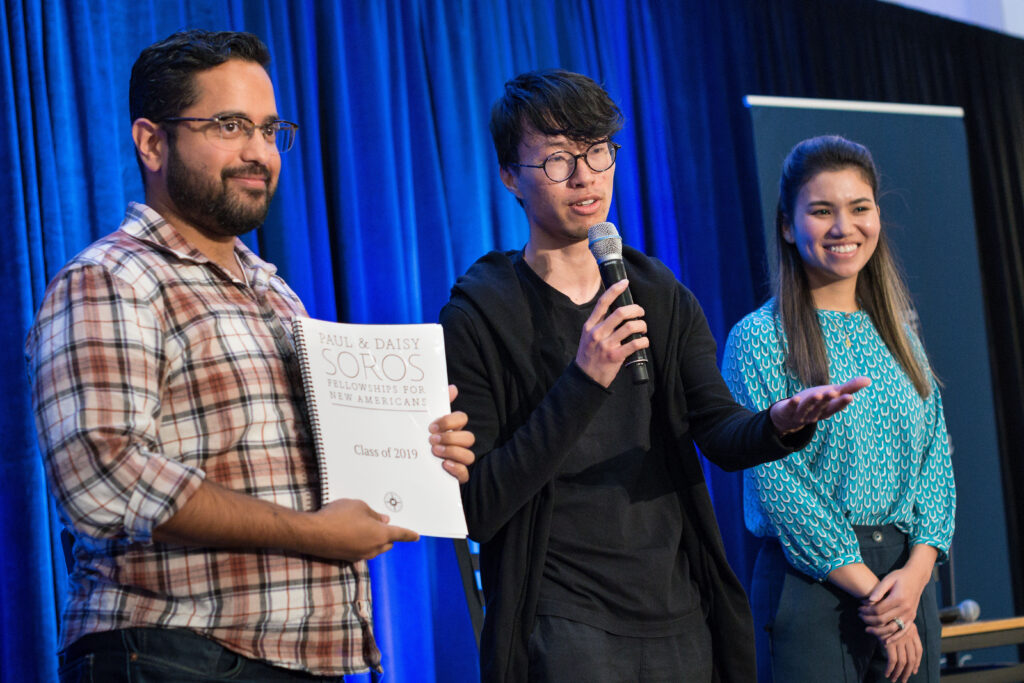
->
[440, 248, 812, 682]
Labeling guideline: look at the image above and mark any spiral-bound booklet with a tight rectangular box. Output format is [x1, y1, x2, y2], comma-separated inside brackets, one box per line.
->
[292, 317, 467, 538]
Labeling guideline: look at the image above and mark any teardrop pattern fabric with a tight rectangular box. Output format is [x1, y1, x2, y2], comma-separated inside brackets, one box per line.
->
[723, 300, 955, 580]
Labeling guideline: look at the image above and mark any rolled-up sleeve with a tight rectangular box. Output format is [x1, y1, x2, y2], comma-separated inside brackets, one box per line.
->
[27, 264, 203, 542]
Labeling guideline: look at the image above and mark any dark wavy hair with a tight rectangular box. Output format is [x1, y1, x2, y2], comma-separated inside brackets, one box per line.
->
[774, 135, 931, 397]
[489, 69, 623, 170]
[129, 30, 270, 175]
[130, 29, 270, 124]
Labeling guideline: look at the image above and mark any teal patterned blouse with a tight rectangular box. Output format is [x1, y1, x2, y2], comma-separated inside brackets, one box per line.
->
[723, 300, 956, 581]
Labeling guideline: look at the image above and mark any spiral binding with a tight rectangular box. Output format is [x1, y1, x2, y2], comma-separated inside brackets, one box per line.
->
[292, 317, 331, 505]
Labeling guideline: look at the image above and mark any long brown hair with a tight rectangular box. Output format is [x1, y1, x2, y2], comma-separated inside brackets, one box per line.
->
[773, 135, 931, 397]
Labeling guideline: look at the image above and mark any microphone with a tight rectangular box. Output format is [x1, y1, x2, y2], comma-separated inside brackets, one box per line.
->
[587, 222, 650, 385]
[938, 599, 981, 624]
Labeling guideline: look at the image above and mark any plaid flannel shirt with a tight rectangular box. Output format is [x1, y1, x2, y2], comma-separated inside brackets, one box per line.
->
[26, 203, 379, 676]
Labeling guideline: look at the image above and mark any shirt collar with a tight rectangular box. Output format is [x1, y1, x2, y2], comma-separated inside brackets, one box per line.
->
[120, 202, 279, 287]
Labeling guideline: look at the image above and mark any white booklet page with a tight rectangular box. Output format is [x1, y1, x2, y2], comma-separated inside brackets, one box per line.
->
[293, 317, 467, 538]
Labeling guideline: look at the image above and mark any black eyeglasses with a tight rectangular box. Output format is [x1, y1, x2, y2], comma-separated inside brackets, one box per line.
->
[510, 140, 620, 182]
[161, 115, 299, 153]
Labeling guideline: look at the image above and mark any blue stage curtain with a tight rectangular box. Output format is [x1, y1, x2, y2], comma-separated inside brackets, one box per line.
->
[0, 3, 752, 680]
[7, 0, 1024, 681]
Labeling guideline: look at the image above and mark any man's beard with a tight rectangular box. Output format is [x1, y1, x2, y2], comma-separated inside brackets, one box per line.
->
[165, 143, 276, 238]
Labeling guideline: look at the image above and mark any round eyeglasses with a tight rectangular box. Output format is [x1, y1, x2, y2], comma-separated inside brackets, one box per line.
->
[161, 115, 299, 153]
[510, 140, 620, 183]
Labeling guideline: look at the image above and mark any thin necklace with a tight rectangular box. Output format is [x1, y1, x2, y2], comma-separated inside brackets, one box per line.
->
[832, 312, 864, 349]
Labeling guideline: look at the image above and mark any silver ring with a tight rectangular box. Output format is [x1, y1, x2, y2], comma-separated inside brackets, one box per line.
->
[892, 617, 906, 631]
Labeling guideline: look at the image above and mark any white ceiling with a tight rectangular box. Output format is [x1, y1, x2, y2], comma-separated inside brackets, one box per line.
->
[881, 0, 1024, 39]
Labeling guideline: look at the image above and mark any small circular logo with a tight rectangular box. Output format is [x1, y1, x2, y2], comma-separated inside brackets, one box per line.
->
[383, 491, 404, 513]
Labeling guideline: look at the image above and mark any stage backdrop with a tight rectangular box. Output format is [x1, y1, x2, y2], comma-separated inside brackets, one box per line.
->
[747, 96, 1011, 663]
[5, 1, 1024, 681]
[1, 1, 772, 680]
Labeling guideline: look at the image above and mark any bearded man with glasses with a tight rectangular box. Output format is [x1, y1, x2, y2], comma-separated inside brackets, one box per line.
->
[26, 29, 474, 682]
[440, 69, 869, 682]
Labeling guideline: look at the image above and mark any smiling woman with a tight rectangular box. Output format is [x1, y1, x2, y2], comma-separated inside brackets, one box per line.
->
[782, 168, 881, 301]
[722, 135, 955, 683]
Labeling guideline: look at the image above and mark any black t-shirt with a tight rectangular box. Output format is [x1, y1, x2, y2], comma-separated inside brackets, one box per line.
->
[514, 259, 703, 637]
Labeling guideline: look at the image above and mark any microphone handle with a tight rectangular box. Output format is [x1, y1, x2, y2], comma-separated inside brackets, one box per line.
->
[597, 258, 650, 384]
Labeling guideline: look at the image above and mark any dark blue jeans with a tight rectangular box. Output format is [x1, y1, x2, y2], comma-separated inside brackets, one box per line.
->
[752, 525, 941, 683]
[58, 628, 350, 682]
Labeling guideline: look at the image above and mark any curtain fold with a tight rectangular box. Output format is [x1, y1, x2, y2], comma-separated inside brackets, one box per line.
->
[4, 1, 1023, 680]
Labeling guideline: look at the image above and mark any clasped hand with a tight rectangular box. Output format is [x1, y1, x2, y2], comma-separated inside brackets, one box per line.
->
[877, 619, 922, 683]
[859, 565, 931, 682]
[860, 564, 930, 644]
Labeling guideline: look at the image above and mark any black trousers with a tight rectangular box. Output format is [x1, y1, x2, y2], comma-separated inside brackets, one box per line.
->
[751, 525, 941, 683]
[527, 613, 713, 682]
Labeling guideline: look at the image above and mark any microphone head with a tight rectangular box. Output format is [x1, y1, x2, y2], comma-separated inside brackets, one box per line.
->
[960, 599, 981, 622]
[588, 222, 622, 264]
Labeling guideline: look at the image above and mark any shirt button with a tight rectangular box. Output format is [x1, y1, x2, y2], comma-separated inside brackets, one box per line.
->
[871, 530, 884, 543]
